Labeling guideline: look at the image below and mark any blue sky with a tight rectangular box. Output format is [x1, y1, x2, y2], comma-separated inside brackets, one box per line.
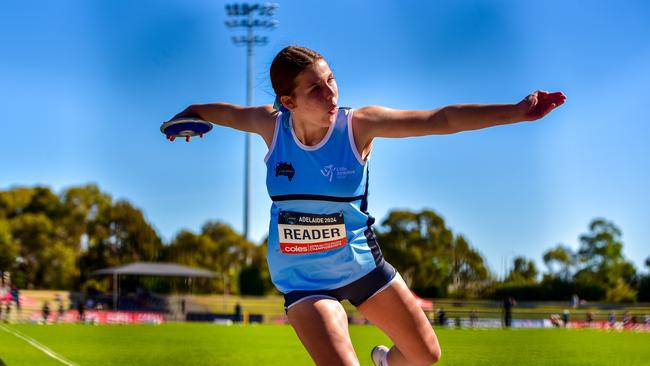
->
[2, 0, 649, 277]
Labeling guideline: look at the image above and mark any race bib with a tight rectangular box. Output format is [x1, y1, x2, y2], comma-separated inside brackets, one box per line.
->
[278, 211, 347, 254]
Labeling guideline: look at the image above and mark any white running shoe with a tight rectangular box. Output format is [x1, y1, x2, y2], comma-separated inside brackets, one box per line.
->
[371, 345, 390, 366]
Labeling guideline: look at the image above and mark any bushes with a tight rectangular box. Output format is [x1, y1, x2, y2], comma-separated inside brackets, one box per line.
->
[606, 279, 637, 303]
[636, 276, 650, 302]
[490, 283, 545, 301]
[238, 265, 271, 296]
[413, 285, 447, 299]
[490, 279, 606, 301]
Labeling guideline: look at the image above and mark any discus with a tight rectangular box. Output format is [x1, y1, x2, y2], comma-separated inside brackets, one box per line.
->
[160, 117, 213, 142]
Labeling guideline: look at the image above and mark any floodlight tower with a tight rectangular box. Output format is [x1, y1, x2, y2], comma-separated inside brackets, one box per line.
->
[225, 3, 279, 241]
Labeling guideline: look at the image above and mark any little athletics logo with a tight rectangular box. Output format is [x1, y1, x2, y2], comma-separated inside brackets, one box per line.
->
[320, 164, 355, 182]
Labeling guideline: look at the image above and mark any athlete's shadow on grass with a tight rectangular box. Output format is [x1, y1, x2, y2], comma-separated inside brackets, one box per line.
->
[0, 358, 6, 366]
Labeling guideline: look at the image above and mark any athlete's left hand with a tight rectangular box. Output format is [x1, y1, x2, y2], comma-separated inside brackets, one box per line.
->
[518, 90, 567, 121]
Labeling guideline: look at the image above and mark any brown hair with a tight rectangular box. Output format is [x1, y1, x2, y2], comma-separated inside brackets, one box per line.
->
[270, 45, 324, 100]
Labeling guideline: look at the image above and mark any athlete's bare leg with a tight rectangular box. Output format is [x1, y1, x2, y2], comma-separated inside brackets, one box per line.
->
[287, 297, 360, 366]
[357, 274, 441, 366]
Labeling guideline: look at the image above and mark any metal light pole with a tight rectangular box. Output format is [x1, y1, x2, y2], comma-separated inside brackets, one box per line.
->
[225, 3, 278, 241]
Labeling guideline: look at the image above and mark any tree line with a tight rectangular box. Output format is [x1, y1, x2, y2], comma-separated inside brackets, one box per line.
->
[1, 184, 648, 302]
[498, 219, 650, 302]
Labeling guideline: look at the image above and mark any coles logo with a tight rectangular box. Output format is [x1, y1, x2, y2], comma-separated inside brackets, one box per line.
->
[282, 245, 309, 253]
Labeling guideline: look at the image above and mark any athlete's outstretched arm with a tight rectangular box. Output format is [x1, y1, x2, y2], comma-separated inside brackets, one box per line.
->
[171, 103, 277, 146]
[353, 90, 566, 142]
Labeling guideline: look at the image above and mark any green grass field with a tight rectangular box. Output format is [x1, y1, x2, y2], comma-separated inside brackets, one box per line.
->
[1, 323, 649, 366]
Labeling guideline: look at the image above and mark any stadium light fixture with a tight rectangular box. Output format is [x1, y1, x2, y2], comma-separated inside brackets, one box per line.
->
[225, 3, 279, 243]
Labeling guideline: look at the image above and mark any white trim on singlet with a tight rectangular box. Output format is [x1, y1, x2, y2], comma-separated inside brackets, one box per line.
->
[263, 112, 282, 163]
[346, 108, 370, 165]
[289, 110, 337, 151]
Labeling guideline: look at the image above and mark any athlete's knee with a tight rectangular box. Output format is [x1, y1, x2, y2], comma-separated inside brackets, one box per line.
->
[428, 345, 442, 364]
[420, 349, 441, 365]
[411, 350, 441, 365]
[407, 340, 441, 365]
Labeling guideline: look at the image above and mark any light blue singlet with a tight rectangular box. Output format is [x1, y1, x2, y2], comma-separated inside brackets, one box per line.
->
[264, 108, 383, 293]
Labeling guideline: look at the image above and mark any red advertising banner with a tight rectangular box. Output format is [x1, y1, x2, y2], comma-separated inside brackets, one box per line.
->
[29, 310, 164, 324]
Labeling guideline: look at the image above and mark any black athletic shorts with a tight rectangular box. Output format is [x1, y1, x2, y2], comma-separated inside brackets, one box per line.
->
[283, 259, 397, 312]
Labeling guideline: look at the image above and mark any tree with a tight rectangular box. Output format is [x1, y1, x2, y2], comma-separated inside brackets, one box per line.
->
[376, 209, 490, 297]
[574, 219, 636, 287]
[24, 187, 61, 219]
[0, 219, 18, 272]
[165, 230, 217, 268]
[573, 219, 637, 302]
[165, 221, 255, 294]
[201, 221, 254, 294]
[40, 241, 79, 289]
[448, 235, 490, 297]
[1, 186, 84, 289]
[109, 200, 163, 262]
[0, 186, 37, 218]
[60, 184, 112, 250]
[240, 236, 274, 295]
[506, 256, 538, 284]
[164, 230, 222, 293]
[543, 244, 575, 280]
[81, 200, 163, 273]
[238, 265, 266, 295]
[10, 212, 56, 288]
[377, 210, 453, 296]
[637, 256, 650, 302]
[606, 278, 637, 303]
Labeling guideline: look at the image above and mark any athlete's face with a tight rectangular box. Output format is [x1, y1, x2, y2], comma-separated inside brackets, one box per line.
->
[281, 59, 338, 126]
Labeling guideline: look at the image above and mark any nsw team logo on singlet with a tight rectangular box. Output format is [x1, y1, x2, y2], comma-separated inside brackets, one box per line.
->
[275, 162, 295, 181]
[278, 211, 347, 254]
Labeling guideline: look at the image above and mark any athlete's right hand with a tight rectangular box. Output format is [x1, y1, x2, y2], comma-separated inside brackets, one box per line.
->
[170, 106, 204, 121]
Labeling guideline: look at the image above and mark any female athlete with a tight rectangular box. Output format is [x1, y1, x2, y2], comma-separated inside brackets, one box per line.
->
[172, 45, 566, 366]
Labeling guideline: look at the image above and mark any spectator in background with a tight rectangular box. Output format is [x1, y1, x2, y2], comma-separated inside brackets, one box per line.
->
[550, 314, 561, 327]
[55, 295, 65, 323]
[469, 309, 478, 328]
[571, 294, 579, 308]
[85, 298, 94, 310]
[0, 277, 8, 322]
[436, 308, 446, 327]
[562, 309, 570, 327]
[234, 302, 242, 323]
[586, 311, 593, 327]
[42, 302, 51, 324]
[503, 296, 516, 328]
[608, 312, 616, 327]
[77, 300, 85, 323]
[622, 311, 631, 328]
[579, 299, 588, 307]
[4, 300, 11, 323]
[11, 284, 20, 319]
